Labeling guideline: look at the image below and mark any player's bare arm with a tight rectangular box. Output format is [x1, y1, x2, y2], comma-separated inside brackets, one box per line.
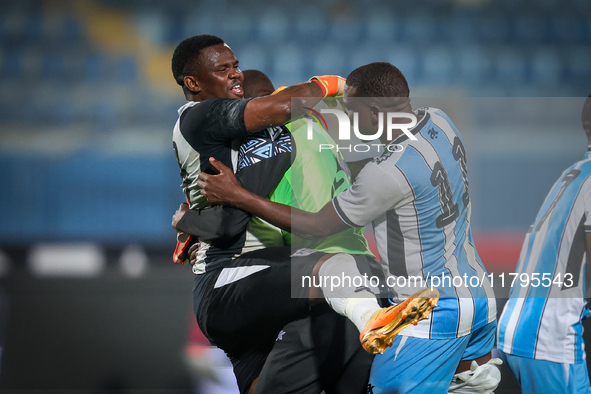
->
[176, 40, 345, 134]
[197, 157, 350, 239]
[242, 76, 344, 132]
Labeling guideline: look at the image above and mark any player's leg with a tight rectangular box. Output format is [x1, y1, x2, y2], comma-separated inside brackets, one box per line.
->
[198, 247, 438, 392]
[253, 303, 373, 394]
[367, 321, 498, 394]
[368, 334, 470, 394]
[500, 351, 590, 394]
[570, 362, 591, 394]
[307, 303, 374, 394]
[197, 246, 332, 394]
[448, 321, 501, 393]
[311, 253, 439, 354]
[253, 317, 324, 394]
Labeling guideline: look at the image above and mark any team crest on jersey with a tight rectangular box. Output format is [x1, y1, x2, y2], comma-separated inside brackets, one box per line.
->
[372, 151, 394, 165]
[237, 127, 292, 170]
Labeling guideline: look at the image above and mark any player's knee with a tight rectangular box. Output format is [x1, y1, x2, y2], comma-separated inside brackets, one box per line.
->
[317, 253, 356, 277]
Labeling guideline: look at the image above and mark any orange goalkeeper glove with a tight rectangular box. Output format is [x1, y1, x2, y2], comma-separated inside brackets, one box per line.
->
[310, 75, 346, 97]
[272, 86, 287, 95]
[173, 233, 197, 265]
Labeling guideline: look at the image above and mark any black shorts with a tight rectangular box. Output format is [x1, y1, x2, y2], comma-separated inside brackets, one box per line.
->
[193, 246, 325, 394]
[254, 303, 374, 394]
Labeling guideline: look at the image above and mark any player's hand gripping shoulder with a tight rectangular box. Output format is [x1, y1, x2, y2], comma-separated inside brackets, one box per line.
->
[197, 158, 248, 207]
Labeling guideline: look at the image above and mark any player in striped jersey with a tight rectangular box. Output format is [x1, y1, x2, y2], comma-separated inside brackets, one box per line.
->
[497, 96, 591, 393]
[197, 62, 500, 393]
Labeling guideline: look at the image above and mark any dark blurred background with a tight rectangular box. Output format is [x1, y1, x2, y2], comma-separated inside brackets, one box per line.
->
[0, 0, 590, 392]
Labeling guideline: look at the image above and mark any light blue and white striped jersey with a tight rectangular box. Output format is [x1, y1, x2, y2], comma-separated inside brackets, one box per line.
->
[333, 107, 497, 339]
[498, 148, 591, 364]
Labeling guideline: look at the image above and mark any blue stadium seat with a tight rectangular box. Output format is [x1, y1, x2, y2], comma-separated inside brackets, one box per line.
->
[0, 51, 21, 79]
[133, 11, 171, 46]
[60, 48, 87, 80]
[329, 16, 364, 43]
[513, 15, 548, 43]
[551, 14, 583, 43]
[18, 46, 44, 80]
[402, 14, 438, 43]
[422, 47, 456, 85]
[2, 11, 28, 43]
[529, 48, 562, 86]
[492, 47, 528, 84]
[496, 0, 526, 11]
[220, 12, 255, 41]
[24, 13, 44, 41]
[572, 0, 591, 13]
[310, 43, 347, 77]
[293, 11, 328, 40]
[92, 102, 116, 130]
[348, 43, 385, 73]
[479, 14, 512, 43]
[43, 52, 66, 80]
[565, 46, 591, 85]
[62, 15, 83, 43]
[257, 9, 290, 42]
[83, 53, 106, 82]
[364, 11, 399, 42]
[457, 45, 492, 85]
[68, 84, 94, 124]
[446, 13, 479, 44]
[109, 56, 139, 82]
[387, 47, 420, 86]
[0, 81, 28, 123]
[182, 12, 222, 39]
[534, 0, 561, 10]
[270, 43, 304, 86]
[24, 11, 84, 45]
[0, 0, 38, 14]
[233, 44, 269, 75]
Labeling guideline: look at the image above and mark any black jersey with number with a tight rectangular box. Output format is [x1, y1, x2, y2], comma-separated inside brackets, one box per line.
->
[172, 99, 292, 272]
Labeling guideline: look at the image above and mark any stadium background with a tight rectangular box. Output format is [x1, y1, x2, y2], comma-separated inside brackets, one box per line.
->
[0, 0, 590, 392]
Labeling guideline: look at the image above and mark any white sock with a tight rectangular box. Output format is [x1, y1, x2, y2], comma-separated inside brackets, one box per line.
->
[317, 253, 382, 333]
[345, 298, 382, 333]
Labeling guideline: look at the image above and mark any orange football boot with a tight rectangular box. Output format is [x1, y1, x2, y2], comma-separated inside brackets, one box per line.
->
[360, 288, 440, 354]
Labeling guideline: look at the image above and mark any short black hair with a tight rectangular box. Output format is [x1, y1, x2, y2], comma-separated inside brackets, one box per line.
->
[242, 69, 275, 98]
[171, 35, 224, 86]
[346, 62, 410, 98]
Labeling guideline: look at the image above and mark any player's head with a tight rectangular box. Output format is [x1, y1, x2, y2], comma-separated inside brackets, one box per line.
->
[582, 95, 591, 144]
[345, 62, 410, 98]
[171, 35, 244, 101]
[242, 70, 275, 98]
[343, 62, 411, 139]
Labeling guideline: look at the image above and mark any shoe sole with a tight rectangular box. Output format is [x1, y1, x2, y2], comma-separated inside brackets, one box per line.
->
[361, 288, 439, 354]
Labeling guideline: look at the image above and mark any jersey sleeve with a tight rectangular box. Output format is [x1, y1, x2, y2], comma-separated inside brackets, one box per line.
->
[176, 205, 251, 241]
[180, 98, 252, 146]
[332, 161, 409, 227]
[177, 131, 293, 242]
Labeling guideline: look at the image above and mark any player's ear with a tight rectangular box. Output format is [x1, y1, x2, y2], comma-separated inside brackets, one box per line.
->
[370, 103, 381, 126]
[184, 76, 201, 94]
